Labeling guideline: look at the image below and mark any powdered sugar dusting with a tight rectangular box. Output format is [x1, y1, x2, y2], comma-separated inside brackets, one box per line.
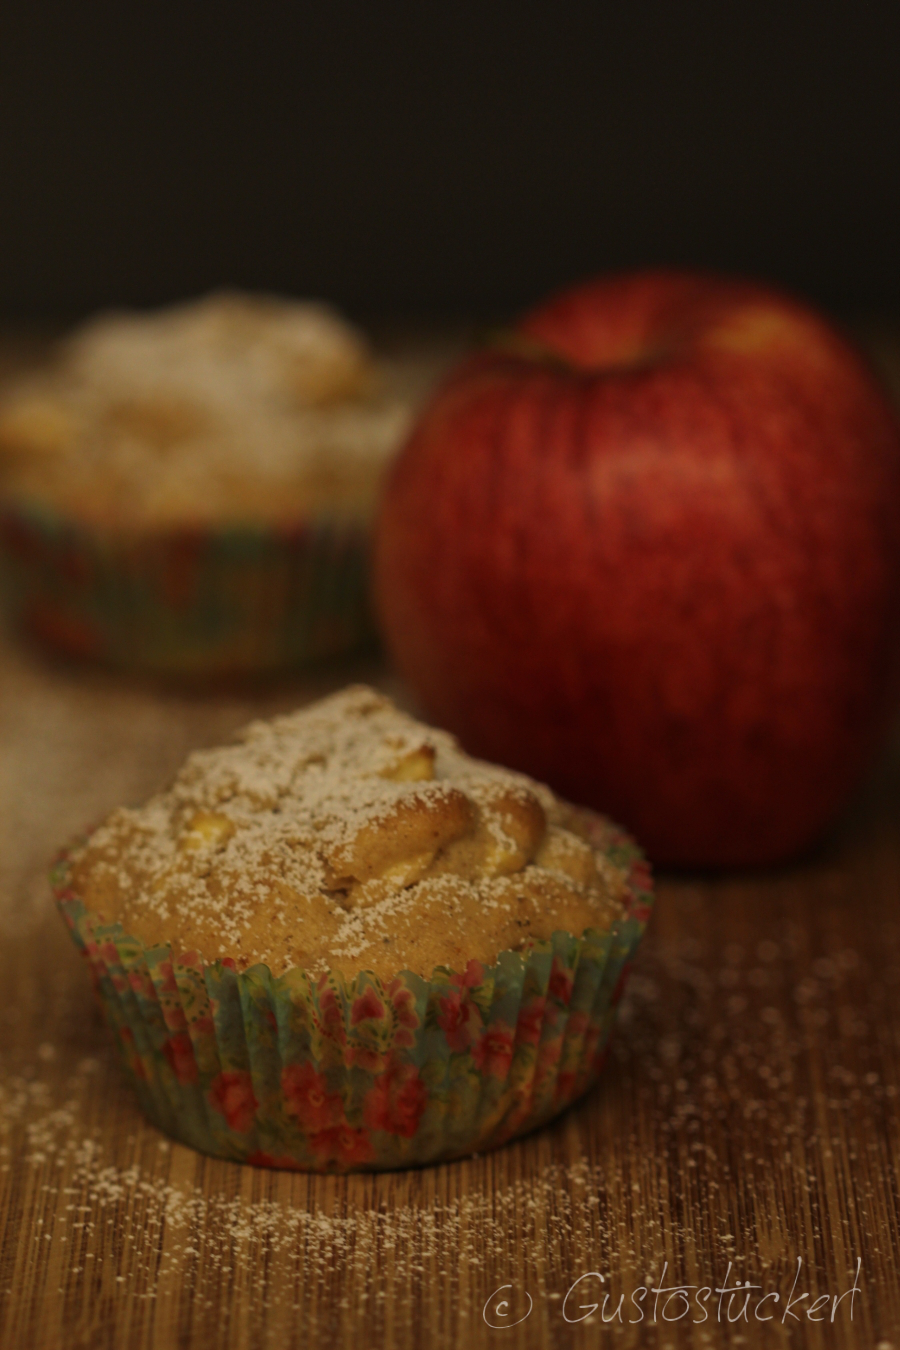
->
[69, 686, 624, 977]
[0, 294, 441, 526]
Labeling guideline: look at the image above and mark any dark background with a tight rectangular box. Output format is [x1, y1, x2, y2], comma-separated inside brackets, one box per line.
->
[1, 3, 899, 323]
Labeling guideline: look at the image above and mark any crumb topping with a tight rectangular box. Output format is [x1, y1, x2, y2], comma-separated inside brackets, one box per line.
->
[69, 686, 627, 979]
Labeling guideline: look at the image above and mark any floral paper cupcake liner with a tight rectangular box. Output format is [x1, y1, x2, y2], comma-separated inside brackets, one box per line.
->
[0, 498, 376, 677]
[51, 816, 653, 1171]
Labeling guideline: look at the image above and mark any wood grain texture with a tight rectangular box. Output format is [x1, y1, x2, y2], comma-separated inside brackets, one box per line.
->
[1, 328, 900, 1348]
[1, 635, 898, 1350]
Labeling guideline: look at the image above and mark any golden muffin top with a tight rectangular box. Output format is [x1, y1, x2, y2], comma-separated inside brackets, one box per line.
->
[0, 293, 421, 527]
[68, 687, 628, 980]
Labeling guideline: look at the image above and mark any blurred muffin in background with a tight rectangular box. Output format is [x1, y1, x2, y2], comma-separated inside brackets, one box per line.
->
[0, 293, 428, 676]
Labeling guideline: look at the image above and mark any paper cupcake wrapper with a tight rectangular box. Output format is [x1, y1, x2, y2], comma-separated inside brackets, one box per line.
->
[51, 816, 653, 1171]
[0, 498, 376, 676]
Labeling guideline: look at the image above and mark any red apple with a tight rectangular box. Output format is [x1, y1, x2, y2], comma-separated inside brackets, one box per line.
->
[373, 270, 900, 867]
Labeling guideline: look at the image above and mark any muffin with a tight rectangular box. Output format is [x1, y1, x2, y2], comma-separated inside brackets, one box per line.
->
[0, 293, 426, 675]
[53, 686, 653, 1170]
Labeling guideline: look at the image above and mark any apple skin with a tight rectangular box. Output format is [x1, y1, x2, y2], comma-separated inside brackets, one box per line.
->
[373, 271, 900, 868]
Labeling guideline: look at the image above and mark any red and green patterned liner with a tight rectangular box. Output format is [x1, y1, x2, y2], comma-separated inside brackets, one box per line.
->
[51, 812, 653, 1171]
[0, 497, 377, 676]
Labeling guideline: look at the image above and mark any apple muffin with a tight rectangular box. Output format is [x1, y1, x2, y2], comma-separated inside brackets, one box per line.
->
[54, 687, 653, 1170]
[0, 293, 429, 674]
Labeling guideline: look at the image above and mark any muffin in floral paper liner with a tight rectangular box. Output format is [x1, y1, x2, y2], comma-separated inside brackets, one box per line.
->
[0, 293, 425, 676]
[52, 686, 653, 1170]
[0, 502, 377, 675]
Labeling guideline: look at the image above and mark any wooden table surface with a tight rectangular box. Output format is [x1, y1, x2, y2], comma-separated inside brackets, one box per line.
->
[1, 330, 900, 1349]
